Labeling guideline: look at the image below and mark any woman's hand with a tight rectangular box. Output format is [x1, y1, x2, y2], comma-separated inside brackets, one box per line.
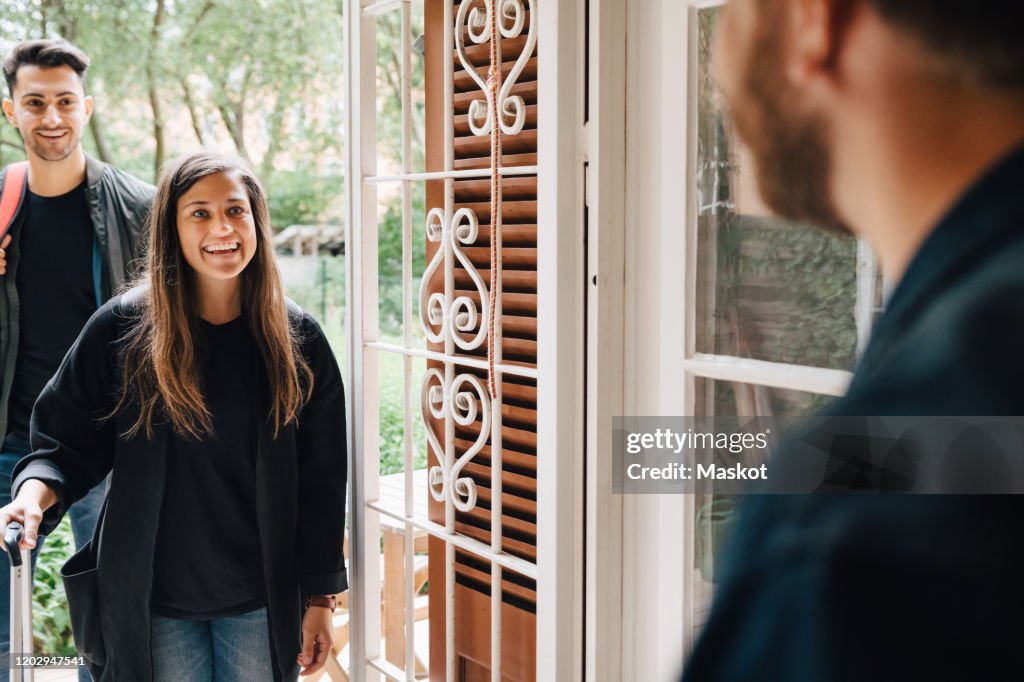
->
[297, 601, 335, 676]
[0, 479, 58, 550]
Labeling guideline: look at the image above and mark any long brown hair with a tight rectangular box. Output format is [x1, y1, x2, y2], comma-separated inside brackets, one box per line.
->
[116, 152, 312, 439]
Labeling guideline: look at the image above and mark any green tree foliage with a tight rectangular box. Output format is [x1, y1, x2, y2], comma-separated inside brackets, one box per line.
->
[372, 10, 427, 338]
[32, 519, 76, 655]
[0, 0, 345, 227]
[377, 182, 427, 338]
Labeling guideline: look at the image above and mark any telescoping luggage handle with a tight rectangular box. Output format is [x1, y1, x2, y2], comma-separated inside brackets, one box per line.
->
[3, 522, 34, 681]
[4, 522, 26, 566]
[0, 161, 30, 243]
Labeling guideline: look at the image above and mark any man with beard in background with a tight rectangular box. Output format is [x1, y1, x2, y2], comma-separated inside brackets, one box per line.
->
[683, 1, 1024, 681]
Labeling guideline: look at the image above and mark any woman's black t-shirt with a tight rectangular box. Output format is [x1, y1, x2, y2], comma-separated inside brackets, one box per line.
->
[150, 316, 265, 620]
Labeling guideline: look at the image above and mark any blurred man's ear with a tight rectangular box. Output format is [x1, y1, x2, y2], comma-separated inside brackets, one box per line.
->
[84, 95, 94, 123]
[788, 0, 857, 85]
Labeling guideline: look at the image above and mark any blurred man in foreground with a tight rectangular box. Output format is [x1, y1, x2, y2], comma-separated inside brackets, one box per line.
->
[684, 1, 1024, 680]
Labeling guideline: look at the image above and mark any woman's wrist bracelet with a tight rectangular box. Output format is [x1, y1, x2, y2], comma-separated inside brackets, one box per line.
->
[305, 595, 337, 612]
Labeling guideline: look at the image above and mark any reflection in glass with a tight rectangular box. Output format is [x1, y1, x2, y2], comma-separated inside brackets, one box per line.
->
[689, 375, 836, 634]
[694, 7, 860, 371]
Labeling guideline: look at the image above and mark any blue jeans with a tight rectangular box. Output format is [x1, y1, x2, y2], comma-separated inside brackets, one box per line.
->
[1, 433, 104, 682]
[150, 607, 275, 682]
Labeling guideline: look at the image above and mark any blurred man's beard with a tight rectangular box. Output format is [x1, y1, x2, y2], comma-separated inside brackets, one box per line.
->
[727, 20, 850, 235]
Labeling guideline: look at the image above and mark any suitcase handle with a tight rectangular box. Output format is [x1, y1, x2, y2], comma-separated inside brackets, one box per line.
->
[3, 522, 24, 567]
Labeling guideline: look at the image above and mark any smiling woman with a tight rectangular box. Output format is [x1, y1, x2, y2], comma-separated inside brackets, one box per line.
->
[175, 170, 259, 324]
[0, 151, 349, 681]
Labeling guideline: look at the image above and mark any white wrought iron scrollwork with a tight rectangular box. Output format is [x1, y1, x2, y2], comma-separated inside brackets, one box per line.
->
[496, 0, 536, 136]
[418, 208, 490, 350]
[416, 0, 537, 517]
[422, 369, 491, 512]
[455, 0, 491, 135]
[455, 0, 538, 137]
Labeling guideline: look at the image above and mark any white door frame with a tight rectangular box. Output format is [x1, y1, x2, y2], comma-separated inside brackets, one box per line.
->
[621, 0, 693, 679]
[536, 0, 588, 678]
[583, 0, 627, 679]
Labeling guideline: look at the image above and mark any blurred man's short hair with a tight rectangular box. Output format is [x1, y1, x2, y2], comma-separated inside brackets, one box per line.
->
[869, 1, 1024, 87]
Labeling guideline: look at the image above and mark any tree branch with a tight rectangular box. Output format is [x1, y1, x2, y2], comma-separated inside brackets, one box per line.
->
[146, 0, 168, 179]
[260, 89, 290, 178]
[89, 111, 112, 163]
[183, 0, 216, 43]
[225, 63, 251, 160]
[41, 0, 75, 41]
[216, 94, 247, 159]
[179, 76, 206, 146]
[171, 2, 216, 148]
[236, 62, 250, 146]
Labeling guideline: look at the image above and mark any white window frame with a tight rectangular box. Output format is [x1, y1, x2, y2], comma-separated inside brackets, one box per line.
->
[618, 0, 874, 679]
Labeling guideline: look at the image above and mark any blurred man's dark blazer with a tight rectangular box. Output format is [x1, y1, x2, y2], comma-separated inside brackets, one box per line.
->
[683, 146, 1024, 682]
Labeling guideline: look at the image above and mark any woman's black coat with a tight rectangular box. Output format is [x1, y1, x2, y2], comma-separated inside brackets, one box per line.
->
[12, 292, 348, 681]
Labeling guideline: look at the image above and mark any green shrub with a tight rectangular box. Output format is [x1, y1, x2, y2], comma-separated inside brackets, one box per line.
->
[33, 517, 76, 655]
[377, 346, 429, 476]
[283, 254, 347, 362]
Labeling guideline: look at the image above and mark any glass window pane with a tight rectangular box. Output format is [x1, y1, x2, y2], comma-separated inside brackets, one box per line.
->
[694, 376, 836, 419]
[690, 376, 835, 639]
[693, 7, 859, 371]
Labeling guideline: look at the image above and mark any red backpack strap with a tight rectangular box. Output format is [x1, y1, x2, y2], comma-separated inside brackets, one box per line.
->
[0, 161, 29, 242]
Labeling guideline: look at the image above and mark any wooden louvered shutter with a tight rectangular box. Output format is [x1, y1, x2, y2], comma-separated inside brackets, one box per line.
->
[424, 1, 538, 679]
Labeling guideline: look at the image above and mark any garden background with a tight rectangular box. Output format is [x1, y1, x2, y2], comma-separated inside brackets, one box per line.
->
[0, 0, 426, 654]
